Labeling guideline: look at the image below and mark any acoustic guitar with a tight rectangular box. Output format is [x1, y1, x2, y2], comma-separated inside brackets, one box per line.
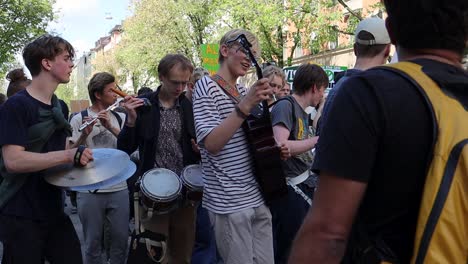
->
[225, 34, 288, 205]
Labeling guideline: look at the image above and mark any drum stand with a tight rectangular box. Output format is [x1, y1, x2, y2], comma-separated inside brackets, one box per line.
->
[133, 191, 167, 263]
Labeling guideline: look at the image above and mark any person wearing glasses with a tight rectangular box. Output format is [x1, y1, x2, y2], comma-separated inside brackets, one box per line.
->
[262, 65, 286, 106]
[192, 29, 290, 264]
[118, 54, 200, 264]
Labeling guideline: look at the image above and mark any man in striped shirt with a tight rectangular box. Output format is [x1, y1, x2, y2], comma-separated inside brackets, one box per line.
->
[193, 29, 277, 264]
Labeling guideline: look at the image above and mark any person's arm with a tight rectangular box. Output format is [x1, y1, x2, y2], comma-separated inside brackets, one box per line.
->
[273, 124, 318, 156]
[2, 144, 93, 173]
[202, 78, 272, 155]
[68, 115, 94, 149]
[288, 172, 367, 263]
[118, 96, 145, 155]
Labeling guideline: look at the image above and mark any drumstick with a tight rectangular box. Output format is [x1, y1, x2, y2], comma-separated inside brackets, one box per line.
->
[110, 87, 152, 106]
[110, 87, 128, 98]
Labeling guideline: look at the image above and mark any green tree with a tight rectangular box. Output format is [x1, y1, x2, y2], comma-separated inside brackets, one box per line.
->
[113, 0, 380, 83]
[116, 0, 221, 90]
[0, 0, 55, 73]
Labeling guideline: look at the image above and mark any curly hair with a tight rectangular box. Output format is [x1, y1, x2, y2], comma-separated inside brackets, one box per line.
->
[383, 0, 468, 54]
[6, 68, 31, 97]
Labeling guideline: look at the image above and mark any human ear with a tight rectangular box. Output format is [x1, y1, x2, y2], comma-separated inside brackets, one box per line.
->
[41, 59, 52, 71]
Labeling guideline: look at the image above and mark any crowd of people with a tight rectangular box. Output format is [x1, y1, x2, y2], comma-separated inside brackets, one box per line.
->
[0, 0, 467, 263]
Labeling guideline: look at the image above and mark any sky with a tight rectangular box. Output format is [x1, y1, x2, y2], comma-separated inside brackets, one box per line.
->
[1, 0, 131, 92]
[48, 0, 132, 56]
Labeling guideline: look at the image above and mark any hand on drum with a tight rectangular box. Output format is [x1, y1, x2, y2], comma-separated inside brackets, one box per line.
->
[121, 96, 145, 127]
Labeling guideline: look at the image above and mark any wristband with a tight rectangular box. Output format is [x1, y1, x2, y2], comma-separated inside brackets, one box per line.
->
[235, 104, 249, 119]
[74, 145, 86, 167]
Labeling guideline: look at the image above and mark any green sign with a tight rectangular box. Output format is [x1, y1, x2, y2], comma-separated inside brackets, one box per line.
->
[200, 44, 220, 75]
[283, 66, 298, 83]
[283, 65, 347, 90]
[322, 66, 348, 83]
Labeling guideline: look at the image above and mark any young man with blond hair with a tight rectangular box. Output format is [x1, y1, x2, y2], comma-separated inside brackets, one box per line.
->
[193, 29, 279, 264]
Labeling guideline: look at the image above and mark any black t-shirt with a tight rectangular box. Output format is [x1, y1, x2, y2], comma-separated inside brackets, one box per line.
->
[0, 89, 68, 221]
[312, 59, 468, 262]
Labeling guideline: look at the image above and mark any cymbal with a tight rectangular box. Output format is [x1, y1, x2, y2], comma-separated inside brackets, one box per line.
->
[69, 161, 136, 191]
[44, 148, 130, 188]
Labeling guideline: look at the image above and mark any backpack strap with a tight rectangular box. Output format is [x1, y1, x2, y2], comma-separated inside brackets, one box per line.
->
[110, 110, 123, 128]
[80, 109, 88, 119]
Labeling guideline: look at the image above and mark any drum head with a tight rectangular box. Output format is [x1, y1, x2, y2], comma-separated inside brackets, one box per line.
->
[141, 168, 181, 200]
[181, 164, 204, 189]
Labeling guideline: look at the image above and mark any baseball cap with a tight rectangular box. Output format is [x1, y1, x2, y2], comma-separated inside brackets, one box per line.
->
[354, 17, 390, 45]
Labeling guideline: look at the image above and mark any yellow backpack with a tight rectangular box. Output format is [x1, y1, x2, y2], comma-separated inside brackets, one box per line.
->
[384, 62, 468, 264]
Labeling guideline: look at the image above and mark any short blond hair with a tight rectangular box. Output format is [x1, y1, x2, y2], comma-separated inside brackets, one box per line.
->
[218, 29, 260, 64]
[262, 65, 285, 87]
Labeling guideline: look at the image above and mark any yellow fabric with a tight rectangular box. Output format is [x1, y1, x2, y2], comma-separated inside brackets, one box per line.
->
[385, 62, 468, 264]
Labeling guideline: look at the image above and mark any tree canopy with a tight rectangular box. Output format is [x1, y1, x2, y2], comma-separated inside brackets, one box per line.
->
[0, 0, 55, 73]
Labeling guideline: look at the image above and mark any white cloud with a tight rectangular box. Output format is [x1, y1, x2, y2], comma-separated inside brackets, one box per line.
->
[71, 39, 92, 56]
[54, 0, 99, 14]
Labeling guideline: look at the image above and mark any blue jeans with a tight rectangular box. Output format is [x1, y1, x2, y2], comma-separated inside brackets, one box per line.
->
[270, 183, 315, 264]
[191, 205, 217, 264]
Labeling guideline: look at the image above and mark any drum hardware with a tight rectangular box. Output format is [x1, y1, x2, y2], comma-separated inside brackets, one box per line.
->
[132, 191, 167, 263]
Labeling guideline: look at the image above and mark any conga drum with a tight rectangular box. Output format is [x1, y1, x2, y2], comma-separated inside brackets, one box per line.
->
[139, 168, 182, 217]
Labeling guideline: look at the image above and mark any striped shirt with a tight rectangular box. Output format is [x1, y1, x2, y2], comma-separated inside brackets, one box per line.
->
[193, 76, 264, 214]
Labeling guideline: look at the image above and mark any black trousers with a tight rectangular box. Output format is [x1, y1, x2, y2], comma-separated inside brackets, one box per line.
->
[270, 183, 315, 264]
[0, 214, 82, 264]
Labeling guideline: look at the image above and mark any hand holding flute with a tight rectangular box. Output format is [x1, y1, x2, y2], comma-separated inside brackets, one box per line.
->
[109, 87, 150, 127]
[78, 98, 123, 132]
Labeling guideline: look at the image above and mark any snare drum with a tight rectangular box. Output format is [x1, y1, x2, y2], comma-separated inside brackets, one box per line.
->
[181, 164, 204, 202]
[139, 168, 182, 215]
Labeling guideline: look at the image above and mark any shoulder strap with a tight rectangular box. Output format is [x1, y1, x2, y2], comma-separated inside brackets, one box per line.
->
[110, 110, 123, 128]
[80, 109, 88, 119]
[211, 75, 242, 103]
